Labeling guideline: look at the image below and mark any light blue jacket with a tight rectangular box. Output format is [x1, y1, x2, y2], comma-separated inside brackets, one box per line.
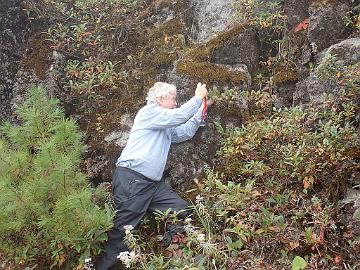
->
[116, 96, 203, 181]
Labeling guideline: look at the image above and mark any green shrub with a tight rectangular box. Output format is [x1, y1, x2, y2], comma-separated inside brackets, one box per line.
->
[0, 86, 113, 269]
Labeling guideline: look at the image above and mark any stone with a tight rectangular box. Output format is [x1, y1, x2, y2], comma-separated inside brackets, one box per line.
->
[293, 37, 360, 106]
[308, 0, 352, 52]
[211, 27, 259, 74]
[284, 0, 310, 29]
[191, 0, 237, 43]
[316, 37, 360, 66]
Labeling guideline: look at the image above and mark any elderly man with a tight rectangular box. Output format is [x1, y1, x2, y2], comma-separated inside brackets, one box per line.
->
[95, 82, 208, 270]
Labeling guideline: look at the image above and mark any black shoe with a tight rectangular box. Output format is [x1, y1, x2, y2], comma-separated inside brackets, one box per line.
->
[162, 224, 186, 246]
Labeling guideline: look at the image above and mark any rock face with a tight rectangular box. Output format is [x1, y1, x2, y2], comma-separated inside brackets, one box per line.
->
[211, 27, 259, 74]
[317, 37, 360, 66]
[284, 0, 310, 29]
[308, 0, 352, 52]
[0, 0, 29, 122]
[294, 37, 360, 106]
[191, 0, 237, 42]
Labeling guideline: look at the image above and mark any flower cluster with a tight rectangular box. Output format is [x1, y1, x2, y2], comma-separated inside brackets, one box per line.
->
[117, 251, 137, 269]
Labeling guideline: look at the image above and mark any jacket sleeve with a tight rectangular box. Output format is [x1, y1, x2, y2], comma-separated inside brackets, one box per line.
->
[170, 108, 203, 143]
[137, 97, 202, 130]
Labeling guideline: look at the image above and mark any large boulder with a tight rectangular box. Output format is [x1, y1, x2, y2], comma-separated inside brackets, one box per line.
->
[308, 0, 352, 52]
[293, 37, 360, 106]
[191, 0, 237, 42]
[210, 27, 259, 75]
[316, 37, 360, 66]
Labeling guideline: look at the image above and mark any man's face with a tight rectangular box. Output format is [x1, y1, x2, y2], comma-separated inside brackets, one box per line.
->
[158, 92, 177, 109]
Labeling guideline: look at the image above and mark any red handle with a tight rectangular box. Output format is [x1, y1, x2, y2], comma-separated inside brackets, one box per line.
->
[202, 97, 207, 121]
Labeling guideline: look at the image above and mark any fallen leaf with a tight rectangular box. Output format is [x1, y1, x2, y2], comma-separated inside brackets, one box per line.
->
[294, 18, 309, 33]
[303, 175, 314, 189]
[289, 241, 300, 250]
[334, 255, 342, 264]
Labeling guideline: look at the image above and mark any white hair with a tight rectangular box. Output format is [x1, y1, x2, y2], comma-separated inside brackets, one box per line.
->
[146, 82, 177, 105]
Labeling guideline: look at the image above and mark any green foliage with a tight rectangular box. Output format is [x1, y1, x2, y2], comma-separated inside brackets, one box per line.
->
[344, 12, 360, 30]
[42, 0, 140, 55]
[45, 22, 102, 56]
[218, 93, 357, 187]
[64, 59, 119, 94]
[0, 86, 113, 269]
[242, 89, 275, 120]
[292, 256, 307, 270]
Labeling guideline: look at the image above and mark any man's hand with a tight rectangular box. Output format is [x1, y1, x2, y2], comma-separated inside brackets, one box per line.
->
[195, 82, 207, 99]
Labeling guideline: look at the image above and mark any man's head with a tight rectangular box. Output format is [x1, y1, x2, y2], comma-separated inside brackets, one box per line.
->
[146, 82, 177, 109]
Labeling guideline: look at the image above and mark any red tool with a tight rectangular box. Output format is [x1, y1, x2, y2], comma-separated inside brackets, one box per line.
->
[202, 97, 207, 121]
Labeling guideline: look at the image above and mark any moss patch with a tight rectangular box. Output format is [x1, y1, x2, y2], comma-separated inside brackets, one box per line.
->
[187, 24, 249, 62]
[22, 34, 52, 79]
[177, 61, 247, 84]
[272, 68, 299, 85]
[176, 24, 251, 84]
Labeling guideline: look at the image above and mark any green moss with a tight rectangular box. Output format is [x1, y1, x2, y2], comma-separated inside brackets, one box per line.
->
[187, 24, 249, 62]
[176, 24, 251, 84]
[272, 69, 299, 85]
[22, 34, 52, 79]
[177, 61, 247, 83]
[148, 19, 185, 41]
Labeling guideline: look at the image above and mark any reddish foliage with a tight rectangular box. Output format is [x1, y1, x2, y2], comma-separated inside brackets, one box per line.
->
[294, 18, 309, 32]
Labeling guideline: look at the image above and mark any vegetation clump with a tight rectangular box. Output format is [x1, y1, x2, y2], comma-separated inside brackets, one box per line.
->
[0, 86, 113, 269]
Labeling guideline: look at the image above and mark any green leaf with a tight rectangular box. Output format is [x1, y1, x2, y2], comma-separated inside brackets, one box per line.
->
[292, 256, 307, 270]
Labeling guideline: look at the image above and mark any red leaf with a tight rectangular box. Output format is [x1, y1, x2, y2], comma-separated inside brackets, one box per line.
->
[334, 255, 342, 264]
[294, 18, 309, 33]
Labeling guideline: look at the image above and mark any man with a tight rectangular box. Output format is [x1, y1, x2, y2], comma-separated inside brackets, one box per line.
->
[96, 81, 209, 270]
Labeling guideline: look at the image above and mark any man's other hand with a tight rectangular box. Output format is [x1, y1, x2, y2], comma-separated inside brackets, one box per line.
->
[195, 82, 207, 99]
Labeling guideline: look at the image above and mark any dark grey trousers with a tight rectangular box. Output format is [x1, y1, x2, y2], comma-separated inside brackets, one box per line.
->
[96, 166, 189, 270]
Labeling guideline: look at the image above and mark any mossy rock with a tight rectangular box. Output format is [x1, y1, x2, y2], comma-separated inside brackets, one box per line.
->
[177, 61, 249, 84]
[148, 19, 186, 41]
[176, 24, 256, 85]
[186, 24, 250, 63]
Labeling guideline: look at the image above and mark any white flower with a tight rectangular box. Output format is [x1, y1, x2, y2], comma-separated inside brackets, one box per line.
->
[117, 251, 137, 269]
[197, 233, 206, 242]
[184, 217, 192, 223]
[123, 225, 134, 235]
[195, 195, 204, 202]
